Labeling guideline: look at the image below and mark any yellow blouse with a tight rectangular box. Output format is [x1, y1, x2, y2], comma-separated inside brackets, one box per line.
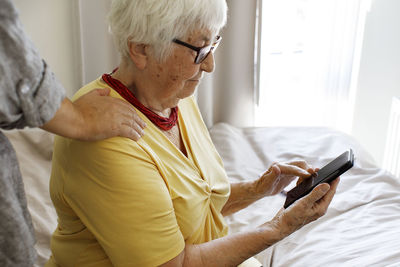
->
[47, 78, 231, 266]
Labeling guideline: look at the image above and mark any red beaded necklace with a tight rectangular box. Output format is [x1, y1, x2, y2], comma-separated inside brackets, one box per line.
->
[102, 71, 178, 131]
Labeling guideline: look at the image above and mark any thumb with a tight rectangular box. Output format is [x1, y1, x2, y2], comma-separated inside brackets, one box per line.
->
[304, 183, 330, 205]
[93, 88, 111, 96]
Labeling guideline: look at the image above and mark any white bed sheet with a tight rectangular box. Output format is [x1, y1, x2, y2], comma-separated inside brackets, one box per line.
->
[210, 123, 400, 267]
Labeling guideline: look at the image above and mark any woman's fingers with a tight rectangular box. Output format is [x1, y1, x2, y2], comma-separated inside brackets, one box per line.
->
[267, 172, 340, 239]
[284, 161, 317, 185]
[258, 161, 318, 197]
[315, 177, 340, 208]
[289, 160, 317, 177]
[303, 183, 330, 206]
[300, 177, 340, 215]
[275, 162, 313, 178]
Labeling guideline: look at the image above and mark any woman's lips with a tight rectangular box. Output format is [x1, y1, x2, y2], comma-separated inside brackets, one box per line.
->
[190, 73, 203, 82]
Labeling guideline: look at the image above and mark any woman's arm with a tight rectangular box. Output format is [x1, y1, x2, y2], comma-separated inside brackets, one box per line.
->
[162, 178, 339, 267]
[41, 89, 146, 141]
[221, 161, 316, 216]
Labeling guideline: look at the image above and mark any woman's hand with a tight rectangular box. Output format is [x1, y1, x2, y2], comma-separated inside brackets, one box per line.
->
[41, 88, 146, 141]
[253, 161, 317, 197]
[222, 161, 317, 216]
[266, 177, 340, 239]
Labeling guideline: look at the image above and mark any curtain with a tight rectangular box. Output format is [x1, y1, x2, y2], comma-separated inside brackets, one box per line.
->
[196, 0, 258, 128]
[256, 0, 366, 132]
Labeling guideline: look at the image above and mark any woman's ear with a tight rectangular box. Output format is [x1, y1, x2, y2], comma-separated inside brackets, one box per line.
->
[128, 41, 148, 70]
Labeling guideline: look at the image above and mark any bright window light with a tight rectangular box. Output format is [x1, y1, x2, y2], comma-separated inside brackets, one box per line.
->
[255, 0, 369, 132]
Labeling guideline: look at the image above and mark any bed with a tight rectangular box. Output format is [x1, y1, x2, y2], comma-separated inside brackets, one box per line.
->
[5, 124, 400, 266]
[210, 123, 400, 266]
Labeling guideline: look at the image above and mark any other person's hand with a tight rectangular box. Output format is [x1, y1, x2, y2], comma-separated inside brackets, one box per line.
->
[41, 88, 146, 141]
[253, 161, 317, 197]
[73, 88, 146, 141]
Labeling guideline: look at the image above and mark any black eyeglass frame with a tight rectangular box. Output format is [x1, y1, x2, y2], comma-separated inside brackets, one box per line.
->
[172, 35, 222, 64]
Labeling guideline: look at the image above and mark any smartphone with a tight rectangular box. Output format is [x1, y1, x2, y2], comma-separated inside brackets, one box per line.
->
[283, 149, 354, 209]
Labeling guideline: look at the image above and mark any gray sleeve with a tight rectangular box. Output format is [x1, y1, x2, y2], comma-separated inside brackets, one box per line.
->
[0, 0, 65, 130]
[0, 133, 37, 266]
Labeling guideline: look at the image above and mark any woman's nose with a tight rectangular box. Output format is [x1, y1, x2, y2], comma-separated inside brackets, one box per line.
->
[200, 52, 215, 73]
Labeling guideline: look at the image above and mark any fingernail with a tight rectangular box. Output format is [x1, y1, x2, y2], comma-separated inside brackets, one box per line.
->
[321, 184, 330, 193]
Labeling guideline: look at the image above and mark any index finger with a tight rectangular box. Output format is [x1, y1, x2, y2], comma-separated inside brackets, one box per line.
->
[277, 163, 313, 178]
[289, 160, 316, 175]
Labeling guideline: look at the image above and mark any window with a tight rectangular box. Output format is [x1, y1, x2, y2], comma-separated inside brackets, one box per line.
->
[255, 0, 370, 132]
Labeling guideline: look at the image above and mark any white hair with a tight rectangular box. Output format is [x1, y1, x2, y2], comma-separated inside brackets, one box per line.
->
[108, 0, 227, 62]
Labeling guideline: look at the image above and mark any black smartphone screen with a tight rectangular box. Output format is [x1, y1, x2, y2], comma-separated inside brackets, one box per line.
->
[284, 149, 354, 209]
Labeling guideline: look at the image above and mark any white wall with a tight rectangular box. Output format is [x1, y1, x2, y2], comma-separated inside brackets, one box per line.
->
[13, 0, 81, 97]
[197, 0, 257, 128]
[352, 0, 400, 166]
[13, 0, 120, 96]
[78, 0, 119, 84]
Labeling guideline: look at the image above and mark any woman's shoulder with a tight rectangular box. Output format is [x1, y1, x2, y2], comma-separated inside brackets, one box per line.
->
[71, 77, 123, 102]
[53, 133, 148, 161]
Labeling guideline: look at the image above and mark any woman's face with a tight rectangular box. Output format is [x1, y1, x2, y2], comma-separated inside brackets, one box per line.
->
[146, 28, 217, 109]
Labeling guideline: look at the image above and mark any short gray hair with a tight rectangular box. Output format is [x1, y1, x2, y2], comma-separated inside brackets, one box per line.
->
[108, 0, 227, 62]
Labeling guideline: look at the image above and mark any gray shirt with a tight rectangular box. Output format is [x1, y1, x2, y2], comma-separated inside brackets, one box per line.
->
[0, 0, 65, 266]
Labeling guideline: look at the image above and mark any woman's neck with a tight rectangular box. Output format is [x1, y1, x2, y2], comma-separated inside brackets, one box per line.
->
[112, 63, 171, 117]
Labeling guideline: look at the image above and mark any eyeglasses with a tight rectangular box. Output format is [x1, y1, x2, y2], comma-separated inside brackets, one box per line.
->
[172, 35, 222, 64]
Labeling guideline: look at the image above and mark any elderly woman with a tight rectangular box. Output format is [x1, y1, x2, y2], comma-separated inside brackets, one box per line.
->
[47, 0, 339, 266]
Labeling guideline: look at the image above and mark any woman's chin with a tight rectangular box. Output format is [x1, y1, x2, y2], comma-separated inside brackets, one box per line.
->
[179, 84, 198, 99]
